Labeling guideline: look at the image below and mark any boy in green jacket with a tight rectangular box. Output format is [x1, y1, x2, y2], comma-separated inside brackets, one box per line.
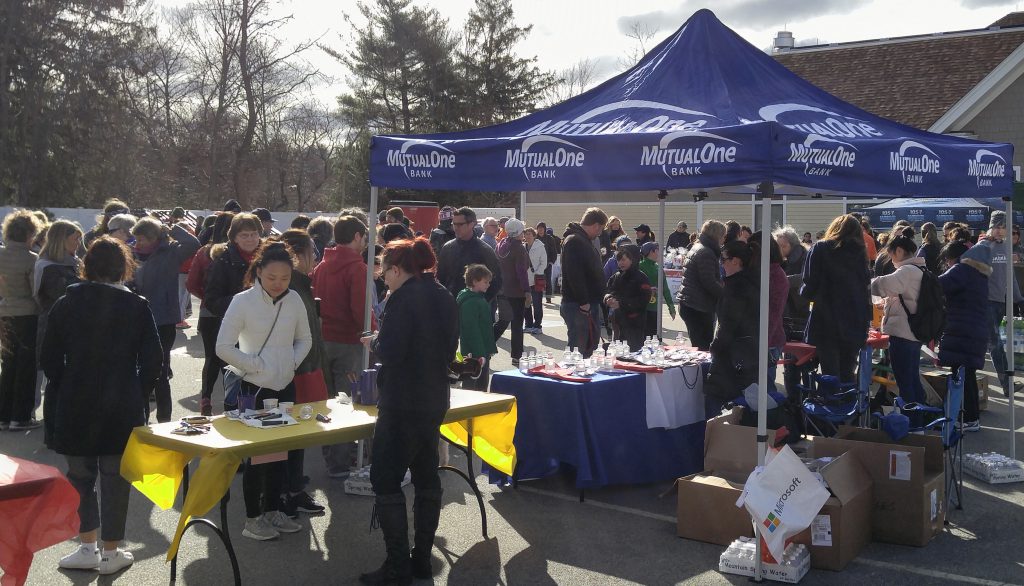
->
[639, 242, 676, 341]
[457, 264, 498, 390]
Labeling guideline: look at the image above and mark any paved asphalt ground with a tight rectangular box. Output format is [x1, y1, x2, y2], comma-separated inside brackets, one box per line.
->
[2, 295, 1023, 585]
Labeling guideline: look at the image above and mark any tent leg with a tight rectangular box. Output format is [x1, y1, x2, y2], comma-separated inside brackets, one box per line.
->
[658, 193, 667, 339]
[364, 186, 379, 371]
[1006, 198, 1016, 462]
[752, 181, 774, 582]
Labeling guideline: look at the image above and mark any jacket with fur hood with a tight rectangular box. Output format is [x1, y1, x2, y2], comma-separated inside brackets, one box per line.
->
[216, 284, 312, 391]
[870, 255, 926, 342]
[937, 247, 991, 368]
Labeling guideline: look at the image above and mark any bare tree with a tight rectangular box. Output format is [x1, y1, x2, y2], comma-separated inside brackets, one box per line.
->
[541, 58, 598, 106]
[618, 21, 660, 70]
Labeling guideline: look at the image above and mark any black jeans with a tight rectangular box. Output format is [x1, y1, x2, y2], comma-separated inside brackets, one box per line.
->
[816, 338, 861, 383]
[525, 290, 544, 329]
[679, 304, 714, 350]
[198, 316, 224, 402]
[150, 324, 177, 423]
[0, 315, 37, 423]
[241, 381, 294, 517]
[954, 365, 981, 423]
[493, 296, 525, 360]
[644, 310, 659, 340]
[544, 265, 553, 300]
[370, 408, 442, 497]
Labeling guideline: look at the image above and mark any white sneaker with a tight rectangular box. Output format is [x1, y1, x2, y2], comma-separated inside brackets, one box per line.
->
[265, 510, 302, 533]
[242, 516, 280, 541]
[58, 545, 100, 570]
[98, 549, 134, 575]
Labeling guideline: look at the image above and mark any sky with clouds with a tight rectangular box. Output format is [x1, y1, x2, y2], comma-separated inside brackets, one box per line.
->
[157, 0, 1023, 103]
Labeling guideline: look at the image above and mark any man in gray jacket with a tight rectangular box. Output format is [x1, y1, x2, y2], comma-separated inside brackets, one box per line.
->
[980, 210, 1024, 397]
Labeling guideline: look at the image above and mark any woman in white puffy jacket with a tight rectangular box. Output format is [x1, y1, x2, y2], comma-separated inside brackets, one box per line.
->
[216, 241, 311, 542]
[869, 226, 926, 427]
[523, 227, 548, 334]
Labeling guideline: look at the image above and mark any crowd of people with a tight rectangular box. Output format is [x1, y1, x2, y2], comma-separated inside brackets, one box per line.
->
[0, 197, 1017, 582]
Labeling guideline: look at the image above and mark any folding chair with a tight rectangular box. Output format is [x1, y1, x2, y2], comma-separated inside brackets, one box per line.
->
[894, 366, 965, 510]
[801, 373, 868, 437]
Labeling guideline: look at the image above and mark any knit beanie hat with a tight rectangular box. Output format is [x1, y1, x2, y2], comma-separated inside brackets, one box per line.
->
[990, 210, 1006, 229]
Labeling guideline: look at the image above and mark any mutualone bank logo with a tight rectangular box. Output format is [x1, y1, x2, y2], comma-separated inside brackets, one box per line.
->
[968, 149, 1007, 188]
[640, 130, 739, 178]
[760, 103, 880, 176]
[889, 140, 941, 185]
[385, 139, 456, 179]
[514, 100, 718, 138]
[504, 135, 585, 180]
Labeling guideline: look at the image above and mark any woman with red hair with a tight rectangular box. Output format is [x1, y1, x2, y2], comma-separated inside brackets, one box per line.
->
[360, 237, 459, 585]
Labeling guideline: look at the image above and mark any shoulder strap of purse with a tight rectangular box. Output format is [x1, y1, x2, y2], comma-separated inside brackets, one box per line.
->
[257, 300, 285, 356]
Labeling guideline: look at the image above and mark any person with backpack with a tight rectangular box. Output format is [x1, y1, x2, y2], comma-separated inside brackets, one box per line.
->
[870, 226, 935, 427]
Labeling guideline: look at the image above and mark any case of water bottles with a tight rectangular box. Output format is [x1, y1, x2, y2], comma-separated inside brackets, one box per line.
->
[718, 538, 810, 583]
[963, 452, 1024, 484]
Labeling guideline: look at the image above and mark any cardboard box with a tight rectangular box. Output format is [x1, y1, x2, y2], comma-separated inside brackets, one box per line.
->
[676, 410, 873, 570]
[811, 427, 945, 546]
[789, 449, 873, 571]
[675, 409, 767, 546]
[921, 369, 989, 412]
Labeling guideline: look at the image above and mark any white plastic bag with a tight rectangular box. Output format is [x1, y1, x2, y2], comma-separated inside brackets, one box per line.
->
[738, 445, 830, 563]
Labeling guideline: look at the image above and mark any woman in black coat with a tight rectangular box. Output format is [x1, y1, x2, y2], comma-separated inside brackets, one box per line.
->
[361, 237, 459, 585]
[41, 237, 162, 574]
[800, 215, 870, 382]
[604, 244, 651, 351]
[204, 213, 264, 319]
[937, 242, 991, 430]
[704, 240, 761, 418]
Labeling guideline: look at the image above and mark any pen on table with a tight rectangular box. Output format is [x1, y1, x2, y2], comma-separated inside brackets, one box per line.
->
[262, 420, 287, 426]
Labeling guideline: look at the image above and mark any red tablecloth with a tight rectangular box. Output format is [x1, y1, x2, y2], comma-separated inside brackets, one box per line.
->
[0, 455, 79, 586]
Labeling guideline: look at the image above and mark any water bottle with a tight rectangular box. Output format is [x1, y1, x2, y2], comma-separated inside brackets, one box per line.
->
[572, 347, 582, 366]
[640, 345, 652, 364]
[675, 332, 684, 346]
[563, 345, 572, 365]
[545, 351, 554, 368]
[519, 358, 529, 374]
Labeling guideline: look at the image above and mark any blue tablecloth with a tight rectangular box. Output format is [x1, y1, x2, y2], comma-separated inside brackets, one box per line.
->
[490, 370, 705, 489]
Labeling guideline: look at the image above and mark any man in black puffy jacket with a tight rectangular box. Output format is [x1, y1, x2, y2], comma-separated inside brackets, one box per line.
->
[559, 207, 607, 357]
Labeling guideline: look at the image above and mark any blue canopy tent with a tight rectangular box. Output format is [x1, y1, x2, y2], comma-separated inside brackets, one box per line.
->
[862, 197, 1020, 229]
[365, 9, 1015, 575]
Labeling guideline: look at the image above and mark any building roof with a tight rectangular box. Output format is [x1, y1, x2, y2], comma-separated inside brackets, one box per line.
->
[773, 15, 1024, 130]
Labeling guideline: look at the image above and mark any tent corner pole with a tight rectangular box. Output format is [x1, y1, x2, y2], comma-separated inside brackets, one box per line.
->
[1006, 198, 1016, 462]
[752, 180, 774, 582]
[658, 192, 667, 339]
[364, 185, 379, 371]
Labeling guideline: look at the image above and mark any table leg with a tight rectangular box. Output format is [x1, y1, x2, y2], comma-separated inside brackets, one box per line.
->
[439, 419, 488, 538]
[168, 463, 242, 586]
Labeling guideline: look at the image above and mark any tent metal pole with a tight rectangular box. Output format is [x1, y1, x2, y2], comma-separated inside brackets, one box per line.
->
[1006, 198, 1016, 461]
[520, 191, 526, 222]
[753, 181, 774, 582]
[364, 186, 379, 371]
[658, 192, 667, 338]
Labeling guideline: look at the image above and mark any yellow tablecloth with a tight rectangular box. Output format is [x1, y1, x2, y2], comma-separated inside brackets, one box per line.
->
[120, 389, 517, 560]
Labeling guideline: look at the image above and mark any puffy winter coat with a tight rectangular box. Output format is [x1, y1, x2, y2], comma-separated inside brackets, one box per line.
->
[678, 234, 723, 313]
[705, 268, 760, 402]
[216, 284, 312, 391]
[937, 258, 990, 368]
[870, 256, 926, 342]
[131, 224, 200, 326]
[204, 243, 251, 318]
[560, 223, 605, 305]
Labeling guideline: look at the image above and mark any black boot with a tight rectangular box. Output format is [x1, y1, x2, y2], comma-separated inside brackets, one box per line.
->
[410, 488, 443, 579]
[360, 494, 412, 586]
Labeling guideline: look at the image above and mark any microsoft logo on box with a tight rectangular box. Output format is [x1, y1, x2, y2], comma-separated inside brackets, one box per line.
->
[763, 513, 781, 533]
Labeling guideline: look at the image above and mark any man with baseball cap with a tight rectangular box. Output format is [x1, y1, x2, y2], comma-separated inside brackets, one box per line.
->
[667, 221, 691, 250]
[252, 208, 276, 237]
[430, 206, 456, 256]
